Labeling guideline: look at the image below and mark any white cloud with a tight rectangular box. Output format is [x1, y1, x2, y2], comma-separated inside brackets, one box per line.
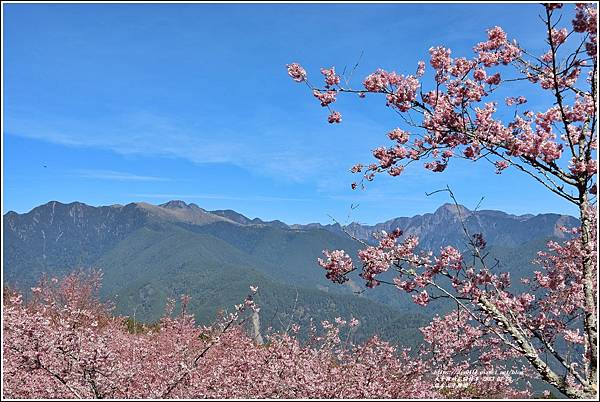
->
[129, 193, 312, 202]
[5, 111, 330, 182]
[77, 169, 169, 182]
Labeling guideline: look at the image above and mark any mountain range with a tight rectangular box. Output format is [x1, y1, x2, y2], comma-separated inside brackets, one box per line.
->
[3, 200, 578, 345]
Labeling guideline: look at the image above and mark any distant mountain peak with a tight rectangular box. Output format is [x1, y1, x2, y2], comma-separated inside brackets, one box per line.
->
[210, 209, 253, 225]
[132, 201, 237, 226]
[159, 200, 189, 209]
[434, 203, 471, 217]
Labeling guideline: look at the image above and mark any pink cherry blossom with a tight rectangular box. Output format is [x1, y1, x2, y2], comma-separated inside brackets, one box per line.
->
[416, 60, 425, 77]
[429, 46, 452, 71]
[363, 69, 389, 92]
[327, 111, 342, 124]
[550, 27, 569, 46]
[485, 72, 501, 85]
[313, 89, 337, 106]
[320, 66, 340, 87]
[494, 160, 510, 173]
[387, 128, 410, 144]
[287, 62, 307, 82]
[318, 249, 354, 283]
[473, 68, 487, 81]
[412, 290, 430, 306]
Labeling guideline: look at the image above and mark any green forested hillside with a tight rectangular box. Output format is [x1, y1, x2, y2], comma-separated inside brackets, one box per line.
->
[96, 223, 427, 345]
[3, 200, 576, 347]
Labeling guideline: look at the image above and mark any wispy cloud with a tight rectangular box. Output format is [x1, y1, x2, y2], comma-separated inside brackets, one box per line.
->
[77, 169, 170, 182]
[130, 193, 312, 202]
[5, 110, 332, 183]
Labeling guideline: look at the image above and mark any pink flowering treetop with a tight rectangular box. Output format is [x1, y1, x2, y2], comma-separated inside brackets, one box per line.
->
[3, 270, 531, 398]
[289, 3, 597, 399]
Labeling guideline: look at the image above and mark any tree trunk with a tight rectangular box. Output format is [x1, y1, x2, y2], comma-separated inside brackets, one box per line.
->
[579, 195, 597, 395]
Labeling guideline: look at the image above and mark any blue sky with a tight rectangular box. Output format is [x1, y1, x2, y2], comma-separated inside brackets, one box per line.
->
[3, 3, 581, 224]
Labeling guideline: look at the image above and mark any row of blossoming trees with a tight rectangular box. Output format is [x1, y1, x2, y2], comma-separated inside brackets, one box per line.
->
[4, 270, 531, 398]
[288, 2, 597, 399]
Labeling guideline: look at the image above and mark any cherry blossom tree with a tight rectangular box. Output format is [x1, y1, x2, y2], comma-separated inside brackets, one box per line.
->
[289, 3, 597, 398]
[3, 270, 530, 398]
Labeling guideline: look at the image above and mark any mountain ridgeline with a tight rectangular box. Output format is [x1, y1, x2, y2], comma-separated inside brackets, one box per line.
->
[3, 200, 578, 345]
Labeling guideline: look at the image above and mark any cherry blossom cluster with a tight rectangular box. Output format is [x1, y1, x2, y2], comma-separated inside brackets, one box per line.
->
[321, 67, 341, 87]
[286, 62, 307, 82]
[572, 3, 597, 56]
[317, 214, 596, 396]
[317, 249, 354, 283]
[288, 4, 597, 198]
[473, 26, 521, 67]
[363, 69, 421, 112]
[312, 89, 337, 107]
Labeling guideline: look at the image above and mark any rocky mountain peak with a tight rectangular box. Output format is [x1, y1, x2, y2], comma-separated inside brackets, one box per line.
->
[433, 203, 471, 218]
[159, 200, 189, 209]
